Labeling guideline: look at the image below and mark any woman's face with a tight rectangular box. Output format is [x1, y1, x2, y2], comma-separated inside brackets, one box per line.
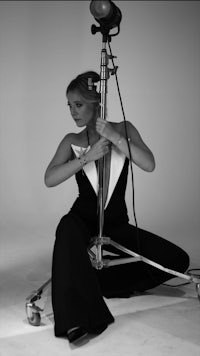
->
[67, 90, 98, 127]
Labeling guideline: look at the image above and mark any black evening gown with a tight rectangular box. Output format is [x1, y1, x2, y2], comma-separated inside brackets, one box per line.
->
[52, 146, 189, 337]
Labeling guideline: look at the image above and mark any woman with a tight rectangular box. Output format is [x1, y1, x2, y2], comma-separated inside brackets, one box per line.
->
[44, 71, 189, 344]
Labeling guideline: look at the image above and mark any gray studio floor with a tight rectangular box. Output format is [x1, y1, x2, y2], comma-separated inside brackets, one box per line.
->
[1, 226, 200, 356]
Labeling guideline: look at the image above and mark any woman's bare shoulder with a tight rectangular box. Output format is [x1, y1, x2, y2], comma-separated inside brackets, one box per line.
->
[66, 129, 87, 147]
[59, 131, 84, 147]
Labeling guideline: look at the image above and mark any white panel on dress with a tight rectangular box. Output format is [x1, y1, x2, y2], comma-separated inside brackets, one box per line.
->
[71, 144, 126, 208]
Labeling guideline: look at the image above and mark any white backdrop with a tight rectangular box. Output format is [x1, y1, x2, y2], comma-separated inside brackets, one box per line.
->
[0, 1, 199, 266]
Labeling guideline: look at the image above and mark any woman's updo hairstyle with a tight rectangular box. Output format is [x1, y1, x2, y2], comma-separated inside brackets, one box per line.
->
[66, 71, 100, 104]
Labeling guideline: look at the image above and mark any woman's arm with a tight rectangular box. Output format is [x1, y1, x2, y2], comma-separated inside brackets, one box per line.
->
[96, 118, 155, 172]
[44, 134, 83, 187]
[44, 134, 111, 187]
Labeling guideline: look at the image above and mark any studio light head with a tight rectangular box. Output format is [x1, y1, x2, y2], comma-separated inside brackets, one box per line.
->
[90, 0, 122, 38]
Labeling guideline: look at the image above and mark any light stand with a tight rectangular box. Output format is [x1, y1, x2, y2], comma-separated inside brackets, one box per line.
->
[91, 32, 117, 269]
[89, 0, 126, 270]
[88, 0, 200, 286]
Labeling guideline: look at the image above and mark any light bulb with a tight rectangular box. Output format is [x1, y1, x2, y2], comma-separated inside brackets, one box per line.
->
[90, 0, 112, 20]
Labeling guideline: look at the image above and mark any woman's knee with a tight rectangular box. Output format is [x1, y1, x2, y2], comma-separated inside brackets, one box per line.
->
[55, 213, 90, 248]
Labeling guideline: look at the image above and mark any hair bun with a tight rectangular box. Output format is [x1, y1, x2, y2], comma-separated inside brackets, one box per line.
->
[66, 70, 101, 103]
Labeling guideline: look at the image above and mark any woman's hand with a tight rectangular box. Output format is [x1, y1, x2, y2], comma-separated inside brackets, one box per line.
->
[96, 117, 117, 141]
[86, 136, 110, 162]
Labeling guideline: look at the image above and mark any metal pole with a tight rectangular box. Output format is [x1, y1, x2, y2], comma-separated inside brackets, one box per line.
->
[96, 39, 109, 268]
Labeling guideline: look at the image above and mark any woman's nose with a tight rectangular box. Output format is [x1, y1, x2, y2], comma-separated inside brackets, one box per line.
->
[71, 106, 77, 116]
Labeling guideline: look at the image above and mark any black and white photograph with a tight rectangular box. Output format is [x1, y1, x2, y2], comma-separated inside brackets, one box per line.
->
[0, 1, 200, 355]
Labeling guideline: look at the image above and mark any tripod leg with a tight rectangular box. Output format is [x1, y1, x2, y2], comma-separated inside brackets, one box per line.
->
[109, 239, 199, 284]
[25, 278, 51, 326]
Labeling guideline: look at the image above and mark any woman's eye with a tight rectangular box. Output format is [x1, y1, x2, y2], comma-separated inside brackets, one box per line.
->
[67, 102, 82, 109]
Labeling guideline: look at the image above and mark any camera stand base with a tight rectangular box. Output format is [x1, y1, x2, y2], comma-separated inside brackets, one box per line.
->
[25, 238, 200, 326]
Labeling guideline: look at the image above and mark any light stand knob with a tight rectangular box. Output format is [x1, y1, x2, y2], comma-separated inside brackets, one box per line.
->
[91, 24, 100, 35]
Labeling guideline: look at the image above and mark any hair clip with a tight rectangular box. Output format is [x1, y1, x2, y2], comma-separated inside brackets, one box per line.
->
[88, 78, 93, 91]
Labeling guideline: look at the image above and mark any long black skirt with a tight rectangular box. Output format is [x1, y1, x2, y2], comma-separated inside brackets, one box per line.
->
[52, 212, 189, 337]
